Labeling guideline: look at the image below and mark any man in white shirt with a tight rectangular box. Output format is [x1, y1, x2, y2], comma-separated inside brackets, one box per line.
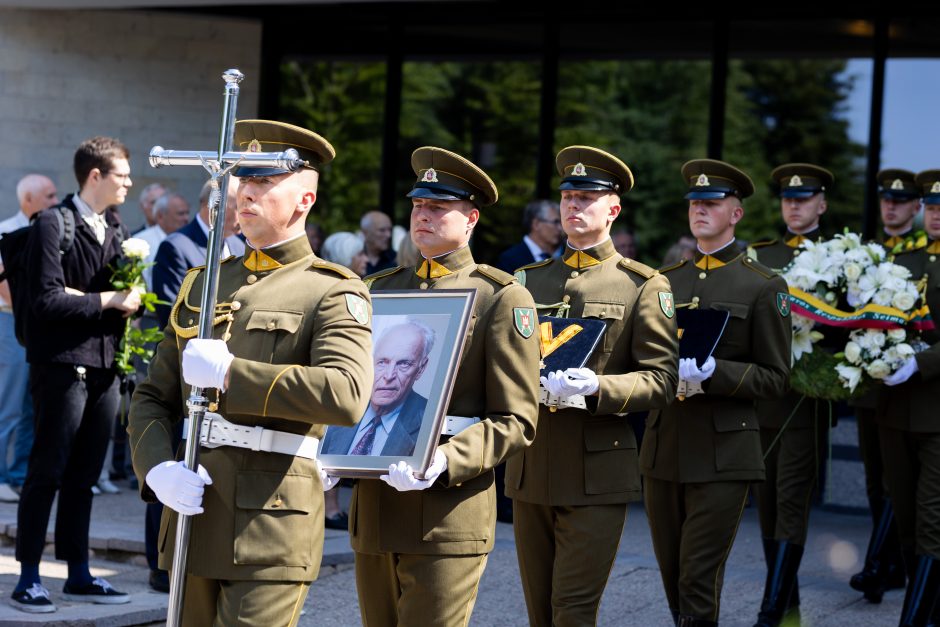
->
[136, 192, 191, 291]
[0, 174, 59, 503]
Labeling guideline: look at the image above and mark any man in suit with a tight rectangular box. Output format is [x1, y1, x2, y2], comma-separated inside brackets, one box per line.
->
[642, 159, 791, 627]
[321, 320, 432, 457]
[508, 146, 678, 627]
[496, 199, 562, 273]
[129, 119, 373, 625]
[153, 180, 244, 329]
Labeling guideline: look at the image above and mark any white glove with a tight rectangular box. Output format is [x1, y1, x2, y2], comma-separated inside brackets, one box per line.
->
[540, 368, 599, 398]
[380, 449, 447, 492]
[678, 356, 715, 384]
[884, 356, 919, 386]
[145, 460, 213, 516]
[182, 339, 235, 390]
[316, 459, 339, 492]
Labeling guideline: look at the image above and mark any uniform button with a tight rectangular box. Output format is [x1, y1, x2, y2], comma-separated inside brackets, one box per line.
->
[266, 321, 276, 330]
[273, 497, 283, 508]
[571, 271, 580, 278]
[419, 282, 429, 290]
[613, 440, 619, 447]
[699, 272, 707, 280]
[247, 275, 257, 284]
[931, 255, 937, 262]
[231, 301, 241, 311]
[601, 311, 607, 317]
[188, 318, 194, 326]
[794, 250, 801, 256]
[741, 421, 747, 427]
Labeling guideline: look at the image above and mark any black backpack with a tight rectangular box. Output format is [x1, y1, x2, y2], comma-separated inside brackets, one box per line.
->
[0, 206, 77, 346]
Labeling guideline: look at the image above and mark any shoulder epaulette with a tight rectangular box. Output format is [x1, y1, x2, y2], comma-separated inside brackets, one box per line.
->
[750, 239, 777, 248]
[741, 255, 777, 279]
[363, 265, 406, 289]
[311, 259, 358, 279]
[659, 259, 687, 273]
[475, 263, 514, 286]
[619, 257, 657, 280]
[516, 257, 553, 272]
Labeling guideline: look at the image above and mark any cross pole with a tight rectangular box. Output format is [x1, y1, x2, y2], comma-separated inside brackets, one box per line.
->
[148, 68, 306, 627]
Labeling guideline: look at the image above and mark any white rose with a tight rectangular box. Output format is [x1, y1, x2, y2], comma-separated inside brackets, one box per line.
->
[870, 331, 886, 348]
[844, 341, 862, 364]
[844, 263, 862, 281]
[836, 364, 863, 392]
[121, 237, 150, 260]
[895, 343, 915, 358]
[866, 359, 891, 379]
[887, 328, 907, 343]
[892, 291, 917, 312]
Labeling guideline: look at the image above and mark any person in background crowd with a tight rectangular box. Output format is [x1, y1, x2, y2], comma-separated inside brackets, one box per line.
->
[611, 225, 637, 259]
[0, 174, 59, 503]
[396, 231, 420, 268]
[662, 234, 697, 266]
[305, 221, 325, 256]
[137, 192, 191, 291]
[360, 210, 396, 274]
[13, 136, 140, 613]
[496, 199, 563, 273]
[133, 183, 166, 234]
[322, 231, 368, 278]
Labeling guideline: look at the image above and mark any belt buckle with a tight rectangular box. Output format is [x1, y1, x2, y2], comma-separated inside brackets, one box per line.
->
[199, 413, 221, 448]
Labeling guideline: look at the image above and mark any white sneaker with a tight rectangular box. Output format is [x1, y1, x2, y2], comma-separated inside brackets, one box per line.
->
[0, 483, 19, 503]
[96, 479, 120, 495]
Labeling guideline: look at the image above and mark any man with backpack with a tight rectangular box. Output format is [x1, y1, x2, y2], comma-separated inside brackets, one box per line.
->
[0, 174, 59, 504]
[10, 137, 140, 613]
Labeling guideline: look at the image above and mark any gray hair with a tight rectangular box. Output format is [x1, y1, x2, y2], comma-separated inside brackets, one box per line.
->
[377, 320, 436, 362]
[15, 174, 51, 205]
[523, 199, 559, 232]
[138, 182, 165, 207]
[153, 192, 186, 217]
[321, 231, 364, 269]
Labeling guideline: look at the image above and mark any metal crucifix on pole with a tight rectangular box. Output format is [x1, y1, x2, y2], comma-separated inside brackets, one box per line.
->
[148, 68, 307, 627]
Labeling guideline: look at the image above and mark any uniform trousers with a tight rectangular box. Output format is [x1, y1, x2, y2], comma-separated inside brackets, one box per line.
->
[644, 477, 750, 622]
[755, 414, 827, 545]
[182, 574, 310, 627]
[857, 407, 888, 505]
[513, 501, 627, 627]
[15, 363, 118, 563]
[354, 551, 488, 627]
[878, 427, 940, 558]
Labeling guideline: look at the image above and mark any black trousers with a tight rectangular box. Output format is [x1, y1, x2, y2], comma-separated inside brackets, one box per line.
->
[16, 363, 119, 564]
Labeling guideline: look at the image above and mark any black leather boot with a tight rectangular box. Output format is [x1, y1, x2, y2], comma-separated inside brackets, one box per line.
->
[754, 541, 804, 627]
[763, 537, 800, 619]
[898, 555, 940, 626]
[851, 498, 907, 602]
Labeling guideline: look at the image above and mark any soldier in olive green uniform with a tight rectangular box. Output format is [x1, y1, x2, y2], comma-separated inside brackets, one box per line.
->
[348, 147, 541, 627]
[849, 169, 925, 603]
[641, 159, 791, 627]
[875, 169, 940, 625]
[748, 164, 834, 624]
[506, 146, 679, 627]
[128, 121, 374, 625]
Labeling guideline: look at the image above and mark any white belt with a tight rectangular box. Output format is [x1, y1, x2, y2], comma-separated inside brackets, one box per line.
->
[442, 415, 480, 436]
[539, 385, 587, 411]
[182, 413, 319, 460]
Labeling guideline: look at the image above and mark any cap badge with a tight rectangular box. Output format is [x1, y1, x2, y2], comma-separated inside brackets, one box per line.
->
[789, 175, 803, 187]
[891, 178, 904, 190]
[572, 162, 587, 176]
[422, 168, 439, 183]
[695, 173, 710, 187]
[931, 182, 940, 194]
[247, 139, 262, 153]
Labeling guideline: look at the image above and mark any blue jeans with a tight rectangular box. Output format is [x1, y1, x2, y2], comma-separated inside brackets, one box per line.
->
[0, 312, 32, 486]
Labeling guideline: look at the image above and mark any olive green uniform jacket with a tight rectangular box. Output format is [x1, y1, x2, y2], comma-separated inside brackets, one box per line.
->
[350, 246, 541, 556]
[640, 245, 791, 483]
[128, 235, 374, 582]
[505, 238, 679, 505]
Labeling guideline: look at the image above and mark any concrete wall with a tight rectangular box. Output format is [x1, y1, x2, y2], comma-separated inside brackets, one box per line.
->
[0, 8, 261, 229]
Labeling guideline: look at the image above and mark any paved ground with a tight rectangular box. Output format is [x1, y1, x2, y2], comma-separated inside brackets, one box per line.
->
[0, 479, 907, 626]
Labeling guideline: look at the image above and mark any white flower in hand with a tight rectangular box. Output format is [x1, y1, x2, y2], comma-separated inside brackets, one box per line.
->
[121, 237, 151, 260]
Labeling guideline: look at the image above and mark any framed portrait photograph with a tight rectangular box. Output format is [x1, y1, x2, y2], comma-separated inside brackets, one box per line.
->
[318, 289, 476, 478]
